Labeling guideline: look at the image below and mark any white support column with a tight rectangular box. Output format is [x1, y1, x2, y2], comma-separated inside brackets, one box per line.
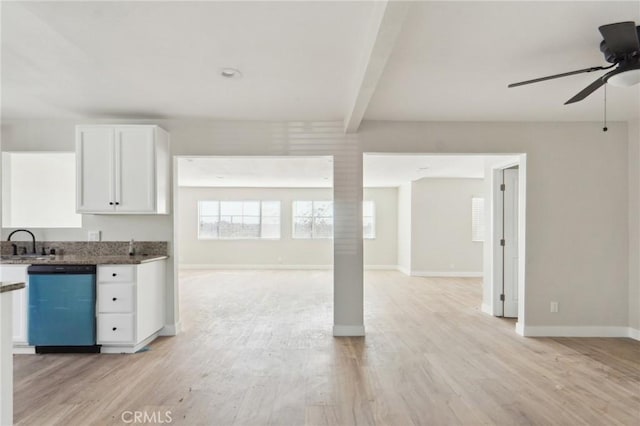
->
[333, 141, 365, 336]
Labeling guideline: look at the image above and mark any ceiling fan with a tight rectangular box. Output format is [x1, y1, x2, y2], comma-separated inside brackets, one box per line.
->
[508, 21, 640, 104]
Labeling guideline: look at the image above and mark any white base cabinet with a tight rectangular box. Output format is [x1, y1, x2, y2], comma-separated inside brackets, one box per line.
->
[0, 265, 29, 345]
[97, 260, 166, 353]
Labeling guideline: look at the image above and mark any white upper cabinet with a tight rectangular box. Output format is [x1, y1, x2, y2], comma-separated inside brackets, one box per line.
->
[76, 125, 170, 214]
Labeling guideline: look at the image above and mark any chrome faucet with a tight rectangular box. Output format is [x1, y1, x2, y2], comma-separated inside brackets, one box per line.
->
[7, 229, 37, 255]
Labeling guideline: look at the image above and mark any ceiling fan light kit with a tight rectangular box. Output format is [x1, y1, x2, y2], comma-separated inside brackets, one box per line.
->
[508, 21, 640, 104]
[607, 68, 640, 87]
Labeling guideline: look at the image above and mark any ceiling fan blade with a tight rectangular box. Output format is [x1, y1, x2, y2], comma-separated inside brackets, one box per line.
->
[563, 66, 627, 104]
[599, 21, 639, 56]
[508, 65, 613, 88]
[563, 78, 606, 104]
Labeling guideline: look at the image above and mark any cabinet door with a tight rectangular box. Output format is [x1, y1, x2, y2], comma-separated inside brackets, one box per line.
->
[115, 127, 156, 213]
[0, 265, 29, 344]
[97, 313, 135, 343]
[12, 288, 27, 344]
[76, 126, 115, 213]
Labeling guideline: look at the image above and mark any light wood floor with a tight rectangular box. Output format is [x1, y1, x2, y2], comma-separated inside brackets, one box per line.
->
[13, 270, 640, 425]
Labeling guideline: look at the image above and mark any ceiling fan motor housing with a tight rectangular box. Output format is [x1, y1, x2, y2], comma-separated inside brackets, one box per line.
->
[600, 26, 640, 63]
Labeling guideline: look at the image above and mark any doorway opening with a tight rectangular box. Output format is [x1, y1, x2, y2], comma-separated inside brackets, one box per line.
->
[172, 156, 335, 333]
[362, 153, 527, 332]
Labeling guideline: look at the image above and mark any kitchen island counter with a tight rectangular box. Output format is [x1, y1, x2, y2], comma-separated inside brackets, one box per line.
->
[0, 281, 25, 293]
[0, 255, 168, 265]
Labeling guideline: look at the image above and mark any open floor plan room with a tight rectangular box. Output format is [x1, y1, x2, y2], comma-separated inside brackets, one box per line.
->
[1, 1, 638, 425]
[13, 271, 640, 425]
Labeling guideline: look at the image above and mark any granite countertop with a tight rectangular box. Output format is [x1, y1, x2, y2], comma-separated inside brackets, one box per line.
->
[0, 282, 26, 293]
[0, 255, 168, 265]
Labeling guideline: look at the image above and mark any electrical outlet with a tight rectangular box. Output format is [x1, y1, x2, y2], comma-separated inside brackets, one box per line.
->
[550, 301, 559, 313]
[88, 230, 101, 242]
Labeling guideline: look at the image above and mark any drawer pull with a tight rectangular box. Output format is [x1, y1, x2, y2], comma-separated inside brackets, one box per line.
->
[112, 273, 117, 277]
[112, 297, 117, 301]
[112, 327, 117, 331]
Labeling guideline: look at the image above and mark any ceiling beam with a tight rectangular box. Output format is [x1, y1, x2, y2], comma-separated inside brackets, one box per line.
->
[343, 0, 410, 133]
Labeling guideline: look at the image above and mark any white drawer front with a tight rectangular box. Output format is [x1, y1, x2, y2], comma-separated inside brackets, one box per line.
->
[98, 284, 134, 313]
[97, 313, 134, 343]
[98, 265, 135, 283]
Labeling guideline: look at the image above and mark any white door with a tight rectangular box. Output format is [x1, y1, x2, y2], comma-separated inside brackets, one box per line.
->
[115, 127, 156, 213]
[503, 168, 519, 318]
[76, 126, 115, 213]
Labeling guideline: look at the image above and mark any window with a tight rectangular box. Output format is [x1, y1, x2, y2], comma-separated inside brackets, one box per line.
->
[292, 200, 376, 239]
[363, 201, 375, 239]
[198, 201, 281, 239]
[292, 201, 333, 239]
[471, 197, 485, 242]
[2, 152, 82, 228]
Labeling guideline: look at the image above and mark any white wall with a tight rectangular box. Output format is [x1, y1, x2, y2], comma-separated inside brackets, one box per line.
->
[177, 186, 397, 268]
[629, 120, 640, 333]
[397, 182, 412, 274]
[361, 121, 629, 330]
[410, 178, 484, 275]
[364, 187, 397, 267]
[1, 118, 633, 335]
[178, 187, 333, 268]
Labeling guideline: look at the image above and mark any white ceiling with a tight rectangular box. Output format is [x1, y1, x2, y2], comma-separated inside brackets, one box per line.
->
[1, 1, 372, 120]
[365, 1, 640, 122]
[177, 154, 512, 188]
[2, 1, 639, 122]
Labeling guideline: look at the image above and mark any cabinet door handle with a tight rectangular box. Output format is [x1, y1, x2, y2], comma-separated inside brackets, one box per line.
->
[115, 202, 120, 205]
[112, 327, 117, 331]
[112, 297, 117, 301]
[112, 273, 117, 277]
[109, 202, 114, 205]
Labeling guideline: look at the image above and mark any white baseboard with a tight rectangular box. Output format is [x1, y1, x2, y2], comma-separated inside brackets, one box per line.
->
[397, 265, 411, 275]
[101, 332, 160, 354]
[365, 265, 398, 270]
[515, 321, 525, 336]
[333, 325, 365, 337]
[520, 325, 638, 339]
[481, 303, 492, 315]
[13, 345, 35, 354]
[160, 322, 181, 336]
[180, 264, 332, 270]
[182, 264, 400, 271]
[411, 271, 483, 278]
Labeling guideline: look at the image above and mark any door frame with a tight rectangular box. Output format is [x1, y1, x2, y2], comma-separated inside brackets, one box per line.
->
[488, 155, 527, 333]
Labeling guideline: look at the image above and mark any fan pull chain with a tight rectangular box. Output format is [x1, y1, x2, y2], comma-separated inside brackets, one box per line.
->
[602, 84, 608, 132]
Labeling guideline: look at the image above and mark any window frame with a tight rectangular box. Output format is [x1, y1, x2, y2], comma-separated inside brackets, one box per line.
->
[197, 200, 281, 240]
[291, 200, 334, 240]
[292, 200, 376, 240]
[471, 197, 485, 242]
[363, 200, 376, 240]
[2, 151, 82, 229]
